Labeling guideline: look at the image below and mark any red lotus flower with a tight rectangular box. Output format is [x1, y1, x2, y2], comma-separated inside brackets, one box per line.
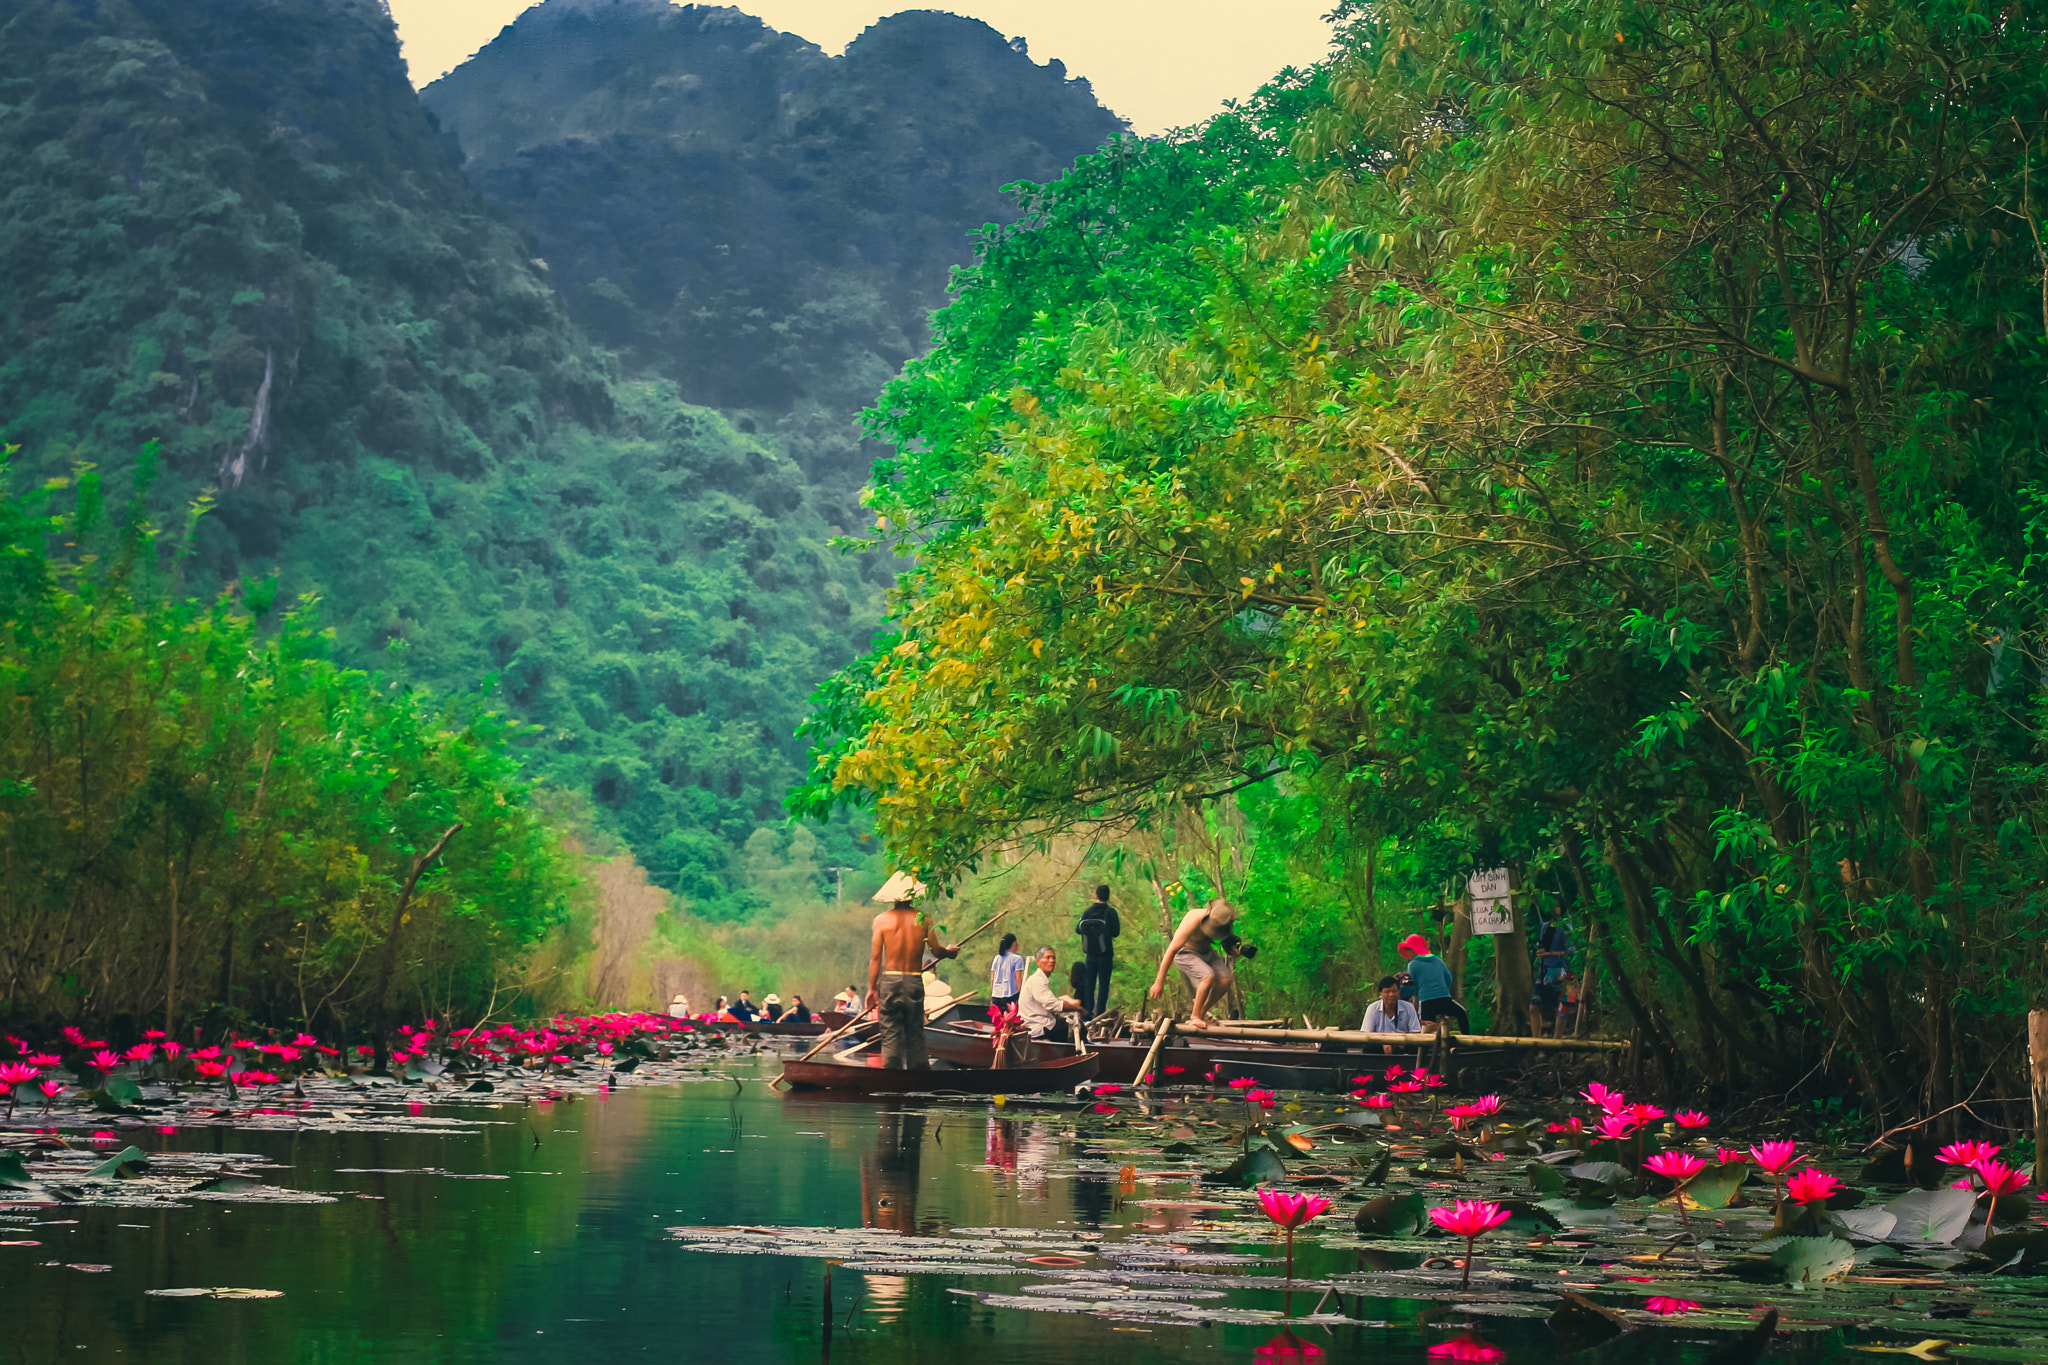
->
[1784, 1168, 1843, 1204]
[1258, 1188, 1333, 1230]
[1228, 1077, 1258, 1090]
[0, 1061, 40, 1086]
[1645, 1150, 1707, 1181]
[1675, 1110, 1711, 1129]
[1389, 1080, 1424, 1094]
[1385, 1065, 1407, 1079]
[1429, 1199, 1511, 1290]
[1595, 1113, 1639, 1142]
[1717, 1146, 1747, 1164]
[1750, 1140, 1803, 1174]
[1471, 1094, 1503, 1116]
[62, 1026, 86, 1046]
[90, 1130, 117, 1146]
[1643, 1297, 1701, 1315]
[1938, 1140, 2000, 1168]
[195, 1060, 229, 1079]
[142, 1030, 167, 1041]
[1094, 1084, 1124, 1096]
[1361, 1094, 1393, 1109]
[1581, 1082, 1625, 1111]
[1163, 1065, 1186, 1075]
[29, 1053, 61, 1067]
[1547, 1117, 1585, 1136]
[159, 1042, 182, 1059]
[1257, 1186, 1330, 1296]
[90, 1050, 122, 1072]
[1645, 1150, 1708, 1227]
[35, 1079, 64, 1113]
[123, 1043, 155, 1062]
[1348, 1075, 1374, 1087]
[1427, 1333, 1505, 1362]
[1973, 1158, 2030, 1196]
[1627, 1103, 1667, 1125]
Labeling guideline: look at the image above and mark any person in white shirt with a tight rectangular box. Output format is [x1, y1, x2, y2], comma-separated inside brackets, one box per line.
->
[989, 934, 1027, 1011]
[1360, 975, 1423, 1055]
[667, 994, 691, 1019]
[1018, 947, 1083, 1044]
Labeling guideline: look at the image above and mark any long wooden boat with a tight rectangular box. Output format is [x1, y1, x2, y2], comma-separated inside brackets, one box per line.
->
[926, 1025, 1429, 1084]
[780, 1051, 1099, 1094]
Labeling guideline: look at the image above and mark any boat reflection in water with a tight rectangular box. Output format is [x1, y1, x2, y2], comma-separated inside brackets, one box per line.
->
[861, 1109, 927, 1234]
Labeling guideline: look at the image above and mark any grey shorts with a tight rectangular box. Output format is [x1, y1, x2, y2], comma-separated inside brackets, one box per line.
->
[1173, 943, 1234, 990]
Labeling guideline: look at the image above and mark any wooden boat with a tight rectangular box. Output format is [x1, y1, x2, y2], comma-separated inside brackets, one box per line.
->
[779, 1051, 1099, 1094]
[926, 1024, 1428, 1084]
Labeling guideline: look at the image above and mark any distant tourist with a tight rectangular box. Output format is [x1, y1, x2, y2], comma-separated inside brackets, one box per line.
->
[1397, 934, 1468, 1034]
[785, 994, 812, 1024]
[1019, 947, 1083, 1045]
[989, 933, 1026, 1012]
[1075, 884, 1121, 1019]
[1529, 914, 1572, 1037]
[762, 993, 785, 1022]
[667, 993, 691, 1019]
[729, 991, 760, 1024]
[1361, 975, 1424, 1055]
[713, 995, 729, 1019]
[832, 984, 860, 1013]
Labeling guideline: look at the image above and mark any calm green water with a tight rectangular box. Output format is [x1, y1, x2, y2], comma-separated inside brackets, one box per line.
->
[8, 1055, 1854, 1364]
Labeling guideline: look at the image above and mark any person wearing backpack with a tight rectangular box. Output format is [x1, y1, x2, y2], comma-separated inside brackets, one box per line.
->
[1075, 885, 1121, 1020]
[1529, 912, 1573, 1037]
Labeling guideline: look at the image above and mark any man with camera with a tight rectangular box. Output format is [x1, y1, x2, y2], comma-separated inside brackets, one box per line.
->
[1147, 898, 1254, 1029]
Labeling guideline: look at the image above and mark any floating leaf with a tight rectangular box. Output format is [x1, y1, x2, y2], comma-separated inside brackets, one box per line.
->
[1352, 1190, 1427, 1237]
[1883, 1187, 1976, 1245]
[85, 1146, 150, 1180]
[1678, 1162, 1748, 1209]
[1769, 1235, 1856, 1288]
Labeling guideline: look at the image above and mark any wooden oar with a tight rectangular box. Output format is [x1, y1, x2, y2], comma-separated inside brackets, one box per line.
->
[947, 908, 1009, 954]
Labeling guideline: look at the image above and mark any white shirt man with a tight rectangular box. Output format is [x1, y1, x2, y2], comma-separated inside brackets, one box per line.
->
[1019, 948, 1081, 1038]
[1361, 977, 1423, 1035]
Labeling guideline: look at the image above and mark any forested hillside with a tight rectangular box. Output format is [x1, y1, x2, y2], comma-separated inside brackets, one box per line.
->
[0, 0, 1119, 918]
[422, 0, 1125, 502]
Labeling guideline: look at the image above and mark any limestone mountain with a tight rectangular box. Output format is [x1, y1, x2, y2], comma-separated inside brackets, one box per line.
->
[422, 1, 1127, 501]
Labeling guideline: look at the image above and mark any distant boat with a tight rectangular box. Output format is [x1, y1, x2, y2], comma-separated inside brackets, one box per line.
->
[779, 1051, 1099, 1094]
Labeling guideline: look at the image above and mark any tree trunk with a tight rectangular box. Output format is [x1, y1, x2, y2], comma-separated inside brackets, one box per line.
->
[1492, 889, 1533, 1037]
[370, 824, 462, 1075]
[2030, 1010, 2048, 1188]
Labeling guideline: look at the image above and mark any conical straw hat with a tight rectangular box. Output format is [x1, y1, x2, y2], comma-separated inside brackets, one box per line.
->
[872, 870, 927, 903]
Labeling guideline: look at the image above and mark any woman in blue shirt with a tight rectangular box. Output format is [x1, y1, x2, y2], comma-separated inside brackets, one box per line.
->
[989, 933, 1026, 1012]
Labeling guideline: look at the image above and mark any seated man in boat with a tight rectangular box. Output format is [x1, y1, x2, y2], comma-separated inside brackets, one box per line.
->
[1147, 898, 1239, 1029]
[832, 984, 861, 1013]
[866, 897, 961, 1069]
[1361, 975, 1425, 1054]
[728, 990, 761, 1024]
[1019, 946, 1085, 1045]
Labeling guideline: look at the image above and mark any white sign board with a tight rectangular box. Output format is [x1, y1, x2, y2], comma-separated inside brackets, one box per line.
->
[1468, 867, 1514, 935]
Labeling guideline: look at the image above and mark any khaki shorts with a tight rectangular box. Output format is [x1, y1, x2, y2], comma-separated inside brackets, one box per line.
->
[1173, 943, 1234, 990]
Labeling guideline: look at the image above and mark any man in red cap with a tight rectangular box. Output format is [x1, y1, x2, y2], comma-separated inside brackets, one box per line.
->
[1397, 933, 1467, 1034]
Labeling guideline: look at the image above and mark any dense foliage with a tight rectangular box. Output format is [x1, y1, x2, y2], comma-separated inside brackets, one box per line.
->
[800, 0, 2048, 1118]
[0, 446, 569, 1038]
[0, 0, 902, 912]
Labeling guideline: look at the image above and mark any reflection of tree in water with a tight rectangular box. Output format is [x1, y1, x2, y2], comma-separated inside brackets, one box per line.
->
[1072, 1170, 1111, 1229]
[861, 1110, 925, 1234]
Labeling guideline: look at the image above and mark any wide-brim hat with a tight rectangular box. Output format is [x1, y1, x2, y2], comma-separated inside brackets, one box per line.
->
[1398, 933, 1431, 957]
[872, 870, 927, 903]
[671, 995, 687, 1004]
[763, 994, 782, 1005]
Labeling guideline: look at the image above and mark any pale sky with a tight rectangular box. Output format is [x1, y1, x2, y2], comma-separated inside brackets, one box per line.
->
[386, 1, 1338, 134]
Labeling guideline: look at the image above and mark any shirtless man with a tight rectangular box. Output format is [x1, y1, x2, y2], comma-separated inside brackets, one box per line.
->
[1148, 898, 1239, 1030]
[866, 899, 960, 1069]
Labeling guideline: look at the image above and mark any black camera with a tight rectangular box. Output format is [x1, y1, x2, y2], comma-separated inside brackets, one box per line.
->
[1218, 930, 1258, 961]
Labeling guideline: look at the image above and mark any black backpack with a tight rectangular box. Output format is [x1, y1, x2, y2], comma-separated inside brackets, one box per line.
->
[1077, 904, 1113, 955]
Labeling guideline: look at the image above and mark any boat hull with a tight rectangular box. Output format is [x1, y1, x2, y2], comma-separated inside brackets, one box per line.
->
[780, 1052, 1099, 1094]
[927, 1028, 1430, 1084]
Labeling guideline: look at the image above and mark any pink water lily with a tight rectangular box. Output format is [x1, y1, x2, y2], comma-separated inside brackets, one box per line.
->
[1938, 1140, 2000, 1168]
[1429, 1199, 1512, 1289]
[1675, 1110, 1711, 1130]
[1750, 1140, 1804, 1208]
[1257, 1187, 1332, 1304]
[1645, 1150, 1708, 1227]
[0, 1061, 41, 1120]
[1971, 1159, 2031, 1236]
[1644, 1297, 1701, 1315]
[1784, 1168, 1843, 1205]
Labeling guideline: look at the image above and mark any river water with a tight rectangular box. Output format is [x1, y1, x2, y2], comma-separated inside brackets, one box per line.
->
[10, 1054, 1877, 1363]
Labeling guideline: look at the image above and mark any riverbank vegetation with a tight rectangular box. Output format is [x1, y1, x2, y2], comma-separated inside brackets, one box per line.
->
[796, 0, 2048, 1128]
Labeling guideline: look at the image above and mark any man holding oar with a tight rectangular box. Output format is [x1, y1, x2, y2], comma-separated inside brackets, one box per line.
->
[865, 873, 959, 1069]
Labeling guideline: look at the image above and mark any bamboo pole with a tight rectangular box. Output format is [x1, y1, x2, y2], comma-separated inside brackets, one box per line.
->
[1135, 1019, 1175, 1088]
[1130, 1021, 1627, 1052]
[2030, 1009, 2048, 1187]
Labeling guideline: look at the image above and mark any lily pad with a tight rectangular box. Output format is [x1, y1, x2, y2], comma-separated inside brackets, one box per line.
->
[1769, 1235, 1856, 1288]
[85, 1146, 150, 1180]
[1883, 1187, 1976, 1245]
[1679, 1162, 1748, 1210]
